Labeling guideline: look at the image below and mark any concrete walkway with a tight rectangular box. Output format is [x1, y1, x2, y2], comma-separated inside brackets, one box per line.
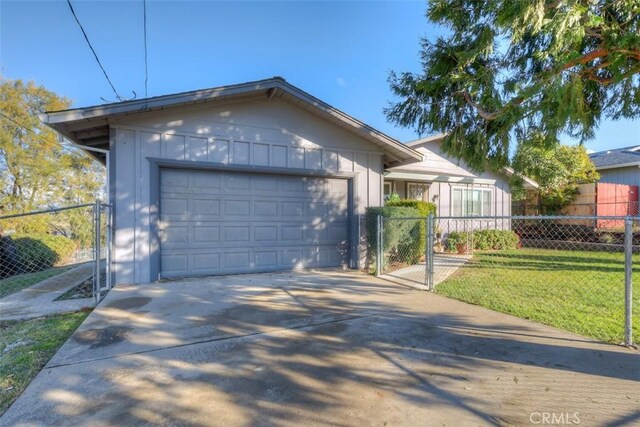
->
[0, 263, 94, 321]
[381, 254, 471, 289]
[2, 270, 638, 426]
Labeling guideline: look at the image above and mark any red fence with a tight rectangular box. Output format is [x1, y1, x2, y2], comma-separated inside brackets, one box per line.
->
[596, 183, 638, 228]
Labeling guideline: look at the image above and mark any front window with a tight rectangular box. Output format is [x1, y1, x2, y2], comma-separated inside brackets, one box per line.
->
[384, 182, 393, 197]
[407, 182, 429, 201]
[452, 188, 492, 216]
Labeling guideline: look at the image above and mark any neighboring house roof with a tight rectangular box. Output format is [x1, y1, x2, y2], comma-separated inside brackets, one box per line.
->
[589, 146, 640, 170]
[387, 134, 539, 189]
[39, 77, 422, 166]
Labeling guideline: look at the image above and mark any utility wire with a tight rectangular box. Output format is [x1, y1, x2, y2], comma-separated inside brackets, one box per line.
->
[143, 0, 149, 100]
[66, 0, 124, 101]
[0, 112, 39, 136]
[0, 112, 86, 155]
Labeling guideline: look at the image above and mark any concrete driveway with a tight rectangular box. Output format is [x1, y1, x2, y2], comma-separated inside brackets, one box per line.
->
[2, 270, 638, 426]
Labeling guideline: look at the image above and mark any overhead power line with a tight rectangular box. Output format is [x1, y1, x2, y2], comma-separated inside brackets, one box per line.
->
[143, 0, 149, 100]
[66, 0, 124, 101]
[0, 112, 86, 155]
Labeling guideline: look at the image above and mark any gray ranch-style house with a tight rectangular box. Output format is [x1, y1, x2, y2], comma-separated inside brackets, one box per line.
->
[589, 146, 640, 186]
[41, 77, 536, 285]
[385, 134, 538, 217]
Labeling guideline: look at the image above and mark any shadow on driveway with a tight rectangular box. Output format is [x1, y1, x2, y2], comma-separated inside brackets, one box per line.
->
[2, 269, 638, 426]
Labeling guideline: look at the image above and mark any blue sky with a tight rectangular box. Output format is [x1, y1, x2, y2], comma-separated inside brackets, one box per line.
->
[1, 0, 638, 152]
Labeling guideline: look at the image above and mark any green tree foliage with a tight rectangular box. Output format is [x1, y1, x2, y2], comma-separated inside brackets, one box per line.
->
[0, 78, 104, 214]
[0, 79, 104, 247]
[512, 141, 599, 213]
[386, 1, 640, 170]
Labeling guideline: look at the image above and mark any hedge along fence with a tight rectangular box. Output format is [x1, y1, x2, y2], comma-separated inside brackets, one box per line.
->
[365, 206, 419, 271]
[446, 229, 520, 252]
[364, 201, 437, 271]
[386, 200, 437, 258]
[8, 234, 77, 275]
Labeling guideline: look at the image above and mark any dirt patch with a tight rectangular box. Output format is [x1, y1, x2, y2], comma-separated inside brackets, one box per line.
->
[55, 270, 106, 301]
[73, 326, 132, 348]
[106, 297, 152, 310]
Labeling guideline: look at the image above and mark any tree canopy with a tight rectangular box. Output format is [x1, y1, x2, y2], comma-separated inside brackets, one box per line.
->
[512, 139, 599, 213]
[0, 78, 104, 213]
[386, 0, 640, 171]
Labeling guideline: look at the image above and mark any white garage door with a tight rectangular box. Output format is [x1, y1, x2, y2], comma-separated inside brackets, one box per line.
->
[159, 168, 350, 278]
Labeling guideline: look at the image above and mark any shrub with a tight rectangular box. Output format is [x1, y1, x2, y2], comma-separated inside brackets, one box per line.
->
[365, 206, 421, 267]
[386, 199, 437, 258]
[445, 231, 468, 252]
[13, 234, 77, 273]
[385, 199, 437, 216]
[446, 229, 520, 252]
[386, 193, 401, 203]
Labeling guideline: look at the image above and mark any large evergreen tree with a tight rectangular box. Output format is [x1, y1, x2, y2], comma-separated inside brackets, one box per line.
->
[386, 0, 640, 170]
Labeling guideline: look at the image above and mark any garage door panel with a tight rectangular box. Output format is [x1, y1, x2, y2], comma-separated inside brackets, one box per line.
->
[279, 177, 304, 193]
[190, 171, 221, 192]
[192, 199, 220, 216]
[328, 225, 350, 241]
[224, 200, 251, 216]
[192, 253, 221, 271]
[254, 201, 278, 216]
[223, 226, 250, 243]
[224, 175, 251, 191]
[161, 198, 189, 216]
[281, 201, 304, 216]
[159, 169, 349, 277]
[280, 225, 304, 242]
[193, 226, 220, 243]
[161, 254, 189, 274]
[224, 251, 250, 269]
[159, 225, 189, 247]
[254, 251, 278, 267]
[160, 169, 189, 190]
[254, 226, 278, 242]
[253, 176, 279, 191]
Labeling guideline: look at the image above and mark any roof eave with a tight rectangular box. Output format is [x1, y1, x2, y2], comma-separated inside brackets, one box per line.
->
[40, 77, 422, 165]
[595, 162, 640, 170]
[502, 166, 539, 189]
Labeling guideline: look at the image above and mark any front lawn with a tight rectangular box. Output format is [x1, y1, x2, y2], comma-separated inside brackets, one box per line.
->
[435, 248, 640, 345]
[0, 266, 72, 299]
[0, 311, 90, 414]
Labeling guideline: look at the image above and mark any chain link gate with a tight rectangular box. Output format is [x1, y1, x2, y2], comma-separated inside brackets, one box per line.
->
[0, 201, 112, 319]
[376, 214, 636, 347]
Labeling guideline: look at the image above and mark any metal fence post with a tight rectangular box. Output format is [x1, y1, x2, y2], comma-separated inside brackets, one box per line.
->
[624, 217, 633, 347]
[426, 213, 435, 290]
[105, 203, 112, 291]
[94, 200, 101, 305]
[376, 215, 382, 276]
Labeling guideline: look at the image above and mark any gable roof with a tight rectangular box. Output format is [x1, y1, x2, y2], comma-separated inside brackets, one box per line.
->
[589, 146, 640, 170]
[39, 77, 422, 165]
[395, 134, 538, 189]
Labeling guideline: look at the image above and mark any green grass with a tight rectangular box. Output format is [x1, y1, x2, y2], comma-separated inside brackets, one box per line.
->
[435, 248, 640, 345]
[0, 311, 90, 414]
[0, 267, 72, 299]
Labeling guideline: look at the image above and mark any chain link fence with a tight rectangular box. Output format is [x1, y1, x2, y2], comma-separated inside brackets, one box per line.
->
[376, 214, 637, 347]
[0, 202, 111, 316]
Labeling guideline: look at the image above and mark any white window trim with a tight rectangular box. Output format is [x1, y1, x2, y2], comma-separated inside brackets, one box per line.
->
[383, 181, 393, 195]
[452, 187, 493, 217]
[407, 182, 430, 201]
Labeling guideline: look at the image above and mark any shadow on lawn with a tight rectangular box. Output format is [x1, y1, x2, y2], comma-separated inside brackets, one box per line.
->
[5, 271, 639, 426]
[482, 251, 627, 264]
[463, 252, 630, 274]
